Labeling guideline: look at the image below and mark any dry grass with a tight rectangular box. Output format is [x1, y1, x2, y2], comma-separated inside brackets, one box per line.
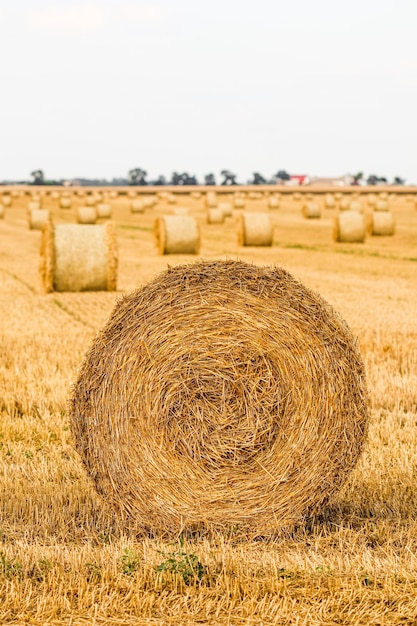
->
[0, 189, 417, 624]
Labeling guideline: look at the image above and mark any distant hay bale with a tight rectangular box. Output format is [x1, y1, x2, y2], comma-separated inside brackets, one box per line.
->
[167, 194, 177, 205]
[131, 199, 144, 214]
[59, 196, 72, 209]
[2, 195, 12, 207]
[85, 196, 97, 207]
[237, 213, 273, 246]
[154, 216, 200, 254]
[368, 211, 395, 236]
[293, 192, 301, 202]
[302, 202, 321, 219]
[207, 208, 225, 224]
[324, 194, 336, 209]
[218, 201, 232, 217]
[96, 203, 112, 219]
[367, 194, 376, 208]
[51, 191, 60, 200]
[234, 196, 245, 209]
[29, 208, 50, 230]
[268, 196, 280, 209]
[70, 259, 369, 536]
[77, 207, 98, 224]
[40, 221, 118, 293]
[0, 204, 5, 219]
[191, 191, 202, 200]
[28, 200, 42, 211]
[339, 197, 350, 211]
[205, 191, 217, 208]
[374, 200, 389, 212]
[379, 192, 388, 200]
[333, 212, 366, 243]
[143, 195, 157, 208]
[334, 192, 342, 201]
[109, 191, 119, 199]
[128, 190, 137, 199]
[349, 200, 364, 213]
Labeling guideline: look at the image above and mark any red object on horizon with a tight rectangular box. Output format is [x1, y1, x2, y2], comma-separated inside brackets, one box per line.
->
[290, 175, 309, 185]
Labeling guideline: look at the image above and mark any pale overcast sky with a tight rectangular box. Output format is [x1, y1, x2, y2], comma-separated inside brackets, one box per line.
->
[1, 0, 416, 183]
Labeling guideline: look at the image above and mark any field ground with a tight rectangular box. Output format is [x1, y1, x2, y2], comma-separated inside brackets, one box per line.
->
[0, 190, 417, 624]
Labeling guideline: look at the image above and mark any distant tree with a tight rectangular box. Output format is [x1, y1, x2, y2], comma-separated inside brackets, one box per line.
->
[352, 172, 363, 185]
[128, 168, 147, 185]
[151, 175, 167, 186]
[30, 169, 45, 185]
[273, 170, 290, 183]
[220, 170, 238, 185]
[171, 172, 198, 185]
[393, 176, 405, 185]
[251, 172, 267, 185]
[204, 173, 216, 185]
[366, 174, 379, 185]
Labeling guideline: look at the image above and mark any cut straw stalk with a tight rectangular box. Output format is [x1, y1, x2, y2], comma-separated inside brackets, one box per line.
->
[237, 213, 273, 246]
[70, 259, 369, 536]
[154, 216, 200, 254]
[39, 221, 118, 292]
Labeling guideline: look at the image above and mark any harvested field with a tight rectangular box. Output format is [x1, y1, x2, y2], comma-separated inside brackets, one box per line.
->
[0, 187, 417, 624]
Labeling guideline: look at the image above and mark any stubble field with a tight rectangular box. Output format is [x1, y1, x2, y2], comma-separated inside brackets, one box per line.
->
[0, 189, 417, 625]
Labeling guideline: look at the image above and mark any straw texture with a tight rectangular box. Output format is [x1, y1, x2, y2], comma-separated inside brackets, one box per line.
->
[154, 216, 200, 254]
[237, 213, 273, 246]
[39, 221, 118, 292]
[70, 259, 369, 536]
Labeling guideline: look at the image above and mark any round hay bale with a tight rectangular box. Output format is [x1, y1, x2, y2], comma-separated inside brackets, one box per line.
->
[205, 191, 218, 208]
[292, 192, 301, 202]
[268, 196, 280, 209]
[191, 191, 202, 200]
[237, 213, 273, 246]
[29, 208, 50, 230]
[154, 216, 200, 254]
[40, 221, 118, 293]
[131, 199, 144, 214]
[207, 208, 225, 224]
[348, 200, 364, 213]
[368, 211, 395, 236]
[97, 203, 112, 219]
[324, 194, 336, 209]
[59, 196, 72, 209]
[28, 200, 42, 211]
[77, 206, 98, 224]
[302, 202, 321, 219]
[234, 197, 246, 209]
[51, 191, 60, 200]
[143, 195, 157, 209]
[2, 195, 12, 207]
[109, 191, 119, 199]
[167, 194, 177, 205]
[218, 201, 233, 217]
[374, 200, 389, 212]
[70, 259, 369, 536]
[367, 194, 376, 208]
[379, 192, 388, 201]
[85, 196, 97, 207]
[333, 212, 366, 243]
[339, 197, 351, 211]
[334, 192, 342, 201]
[128, 190, 137, 199]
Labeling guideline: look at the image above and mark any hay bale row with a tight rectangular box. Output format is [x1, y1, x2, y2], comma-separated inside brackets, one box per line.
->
[70, 259, 369, 536]
[40, 221, 118, 292]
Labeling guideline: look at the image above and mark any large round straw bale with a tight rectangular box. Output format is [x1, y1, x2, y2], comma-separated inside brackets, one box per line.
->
[70, 259, 369, 536]
[324, 194, 336, 209]
[333, 211, 366, 243]
[154, 216, 200, 254]
[349, 200, 364, 213]
[28, 200, 42, 211]
[96, 203, 112, 219]
[60, 196, 72, 209]
[218, 201, 233, 217]
[268, 196, 280, 209]
[205, 191, 217, 208]
[237, 213, 273, 246]
[207, 208, 225, 224]
[339, 197, 350, 211]
[374, 199, 389, 212]
[40, 221, 118, 293]
[77, 206, 98, 224]
[368, 211, 395, 236]
[29, 208, 50, 230]
[302, 201, 321, 219]
[131, 199, 144, 214]
[234, 196, 245, 209]
[2, 195, 12, 207]
[85, 196, 97, 207]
